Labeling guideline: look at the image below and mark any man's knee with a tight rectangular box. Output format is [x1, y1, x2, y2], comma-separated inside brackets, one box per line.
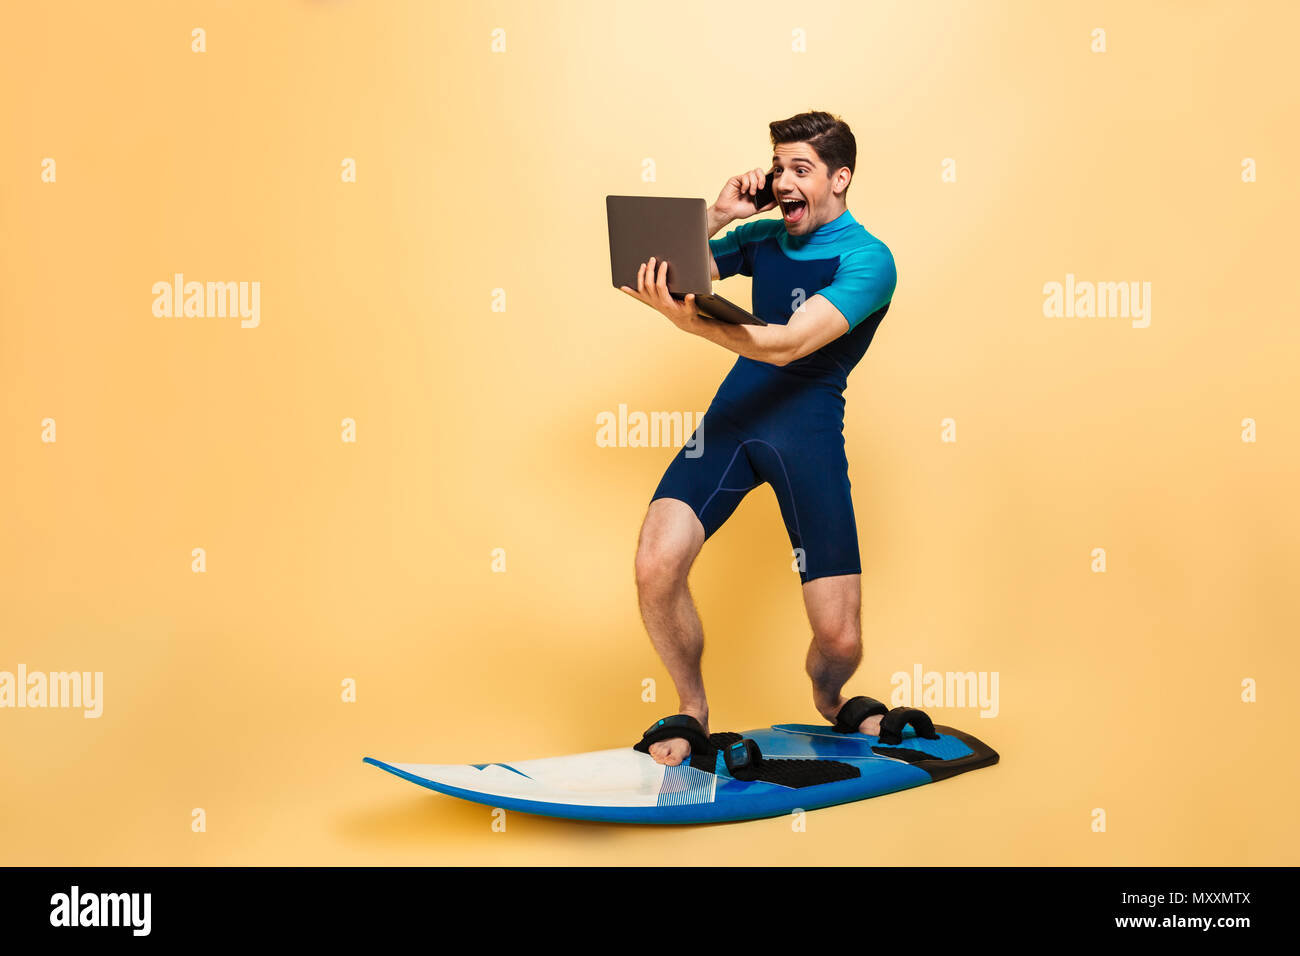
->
[802, 574, 861, 654]
[811, 620, 862, 665]
[635, 500, 702, 594]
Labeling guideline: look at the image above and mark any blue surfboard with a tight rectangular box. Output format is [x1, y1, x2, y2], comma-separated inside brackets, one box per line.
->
[364, 722, 998, 824]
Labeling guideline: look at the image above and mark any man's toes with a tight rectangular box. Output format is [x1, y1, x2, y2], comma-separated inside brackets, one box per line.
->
[648, 737, 692, 766]
[671, 738, 694, 763]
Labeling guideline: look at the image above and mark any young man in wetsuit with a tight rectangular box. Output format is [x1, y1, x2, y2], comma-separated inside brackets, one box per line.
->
[619, 111, 898, 766]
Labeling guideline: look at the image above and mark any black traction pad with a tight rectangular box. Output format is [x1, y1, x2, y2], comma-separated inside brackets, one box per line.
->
[731, 757, 861, 788]
[708, 731, 860, 788]
[871, 746, 937, 763]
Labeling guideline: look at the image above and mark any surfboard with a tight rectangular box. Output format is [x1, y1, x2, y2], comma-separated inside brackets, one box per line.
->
[364, 721, 998, 824]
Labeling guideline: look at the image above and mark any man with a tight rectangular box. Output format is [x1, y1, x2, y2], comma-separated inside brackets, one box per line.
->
[620, 111, 897, 766]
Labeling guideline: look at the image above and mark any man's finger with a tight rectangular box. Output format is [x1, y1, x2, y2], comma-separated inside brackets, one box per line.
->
[646, 257, 661, 303]
[654, 259, 673, 308]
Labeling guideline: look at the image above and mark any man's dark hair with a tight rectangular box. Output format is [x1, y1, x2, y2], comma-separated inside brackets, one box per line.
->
[769, 110, 856, 196]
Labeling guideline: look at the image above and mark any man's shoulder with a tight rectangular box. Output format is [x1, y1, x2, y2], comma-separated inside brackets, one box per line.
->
[836, 227, 896, 280]
[840, 220, 893, 258]
[822, 225, 898, 318]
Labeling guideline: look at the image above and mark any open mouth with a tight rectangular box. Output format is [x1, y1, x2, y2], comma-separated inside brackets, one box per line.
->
[780, 198, 807, 224]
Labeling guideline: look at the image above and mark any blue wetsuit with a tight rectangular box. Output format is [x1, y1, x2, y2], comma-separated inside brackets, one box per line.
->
[650, 208, 897, 583]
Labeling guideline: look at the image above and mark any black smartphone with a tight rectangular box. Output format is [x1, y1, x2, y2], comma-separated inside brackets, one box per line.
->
[752, 170, 775, 209]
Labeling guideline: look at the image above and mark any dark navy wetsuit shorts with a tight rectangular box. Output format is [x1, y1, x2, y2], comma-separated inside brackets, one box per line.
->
[652, 376, 860, 584]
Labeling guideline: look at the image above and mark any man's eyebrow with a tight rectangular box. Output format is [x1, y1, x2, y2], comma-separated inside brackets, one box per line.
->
[773, 155, 816, 165]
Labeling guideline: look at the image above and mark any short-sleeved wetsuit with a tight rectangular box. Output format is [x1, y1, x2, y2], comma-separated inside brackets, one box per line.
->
[650, 208, 897, 583]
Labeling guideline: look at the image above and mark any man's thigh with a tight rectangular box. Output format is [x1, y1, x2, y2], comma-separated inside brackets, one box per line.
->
[636, 497, 706, 568]
[649, 415, 759, 541]
[746, 428, 862, 584]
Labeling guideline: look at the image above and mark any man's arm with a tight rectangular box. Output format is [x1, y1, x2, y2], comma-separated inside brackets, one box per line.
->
[682, 293, 851, 366]
[707, 204, 729, 281]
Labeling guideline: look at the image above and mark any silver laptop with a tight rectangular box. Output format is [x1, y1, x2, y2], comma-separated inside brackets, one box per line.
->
[606, 195, 767, 325]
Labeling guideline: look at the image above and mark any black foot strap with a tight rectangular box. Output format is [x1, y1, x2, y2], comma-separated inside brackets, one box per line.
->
[832, 695, 889, 733]
[722, 737, 763, 775]
[877, 706, 940, 745]
[633, 715, 718, 770]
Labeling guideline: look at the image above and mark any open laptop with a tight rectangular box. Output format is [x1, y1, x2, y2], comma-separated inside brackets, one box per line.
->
[606, 195, 767, 326]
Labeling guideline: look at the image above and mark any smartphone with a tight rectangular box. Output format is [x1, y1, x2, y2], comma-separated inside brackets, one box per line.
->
[752, 169, 775, 210]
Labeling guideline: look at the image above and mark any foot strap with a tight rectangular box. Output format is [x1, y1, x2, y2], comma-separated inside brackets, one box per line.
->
[832, 695, 889, 733]
[878, 706, 940, 745]
[722, 737, 763, 776]
[633, 715, 717, 769]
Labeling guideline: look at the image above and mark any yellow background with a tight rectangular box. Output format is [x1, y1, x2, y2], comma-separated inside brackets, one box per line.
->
[2, 0, 1296, 865]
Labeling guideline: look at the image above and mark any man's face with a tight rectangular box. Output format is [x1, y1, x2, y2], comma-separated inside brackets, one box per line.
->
[771, 141, 846, 235]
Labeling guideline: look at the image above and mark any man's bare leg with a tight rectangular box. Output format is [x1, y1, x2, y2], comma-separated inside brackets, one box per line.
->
[634, 498, 710, 766]
[802, 573, 884, 735]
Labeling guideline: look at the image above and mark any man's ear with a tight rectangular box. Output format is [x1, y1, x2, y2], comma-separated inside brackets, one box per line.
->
[834, 167, 852, 197]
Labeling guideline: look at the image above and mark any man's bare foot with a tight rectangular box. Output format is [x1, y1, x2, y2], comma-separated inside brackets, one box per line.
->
[818, 696, 884, 736]
[647, 708, 709, 766]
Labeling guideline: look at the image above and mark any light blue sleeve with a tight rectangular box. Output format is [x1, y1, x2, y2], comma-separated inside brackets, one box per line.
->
[707, 221, 759, 281]
[817, 242, 897, 329]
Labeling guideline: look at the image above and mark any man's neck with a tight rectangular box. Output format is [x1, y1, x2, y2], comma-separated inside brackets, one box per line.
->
[818, 203, 848, 227]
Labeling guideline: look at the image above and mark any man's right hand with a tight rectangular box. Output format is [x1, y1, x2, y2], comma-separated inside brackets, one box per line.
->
[711, 167, 777, 227]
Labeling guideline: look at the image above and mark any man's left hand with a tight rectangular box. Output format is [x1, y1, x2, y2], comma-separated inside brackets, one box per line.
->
[619, 256, 703, 331]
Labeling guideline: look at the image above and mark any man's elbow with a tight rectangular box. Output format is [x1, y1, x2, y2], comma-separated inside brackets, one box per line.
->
[766, 344, 797, 367]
